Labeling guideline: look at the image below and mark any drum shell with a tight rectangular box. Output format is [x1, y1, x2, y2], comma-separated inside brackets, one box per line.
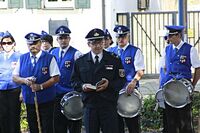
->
[162, 79, 193, 108]
[117, 89, 142, 118]
[60, 91, 83, 120]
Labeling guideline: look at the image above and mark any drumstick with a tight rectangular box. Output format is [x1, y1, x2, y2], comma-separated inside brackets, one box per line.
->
[34, 92, 42, 133]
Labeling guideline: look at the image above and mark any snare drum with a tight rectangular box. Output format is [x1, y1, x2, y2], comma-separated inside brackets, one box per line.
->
[117, 89, 142, 118]
[162, 78, 193, 108]
[155, 89, 165, 109]
[60, 91, 83, 120]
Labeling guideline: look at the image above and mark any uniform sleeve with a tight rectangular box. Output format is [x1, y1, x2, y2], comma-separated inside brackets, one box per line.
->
[74, 51, 83, 61]
[70, 60, 83, 92]
[134, 49, 145, 71]
[190, 47, 200, 68]
[49, 57, 60, 77]
[12, 59, 20, 75]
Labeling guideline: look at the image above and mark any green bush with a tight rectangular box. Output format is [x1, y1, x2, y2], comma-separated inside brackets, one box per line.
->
[20, 92, 200, 132]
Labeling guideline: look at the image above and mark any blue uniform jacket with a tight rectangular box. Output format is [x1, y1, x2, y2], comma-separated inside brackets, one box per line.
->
[19, 51, 56, 104]
[165, 43, 192, 83]
[0, 52, 21, 90]
[109, 45, 139, 87]
[51, 46, 77, 95]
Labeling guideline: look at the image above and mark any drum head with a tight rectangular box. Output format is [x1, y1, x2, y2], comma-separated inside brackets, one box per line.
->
[155, 89, 165, 109]
[117, 92, 141, 118]
[163, 80, 190, 108]
[61, 94, 83, 120]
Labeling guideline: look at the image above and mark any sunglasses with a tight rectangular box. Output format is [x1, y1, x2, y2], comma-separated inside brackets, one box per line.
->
[1, 42, 13, 45]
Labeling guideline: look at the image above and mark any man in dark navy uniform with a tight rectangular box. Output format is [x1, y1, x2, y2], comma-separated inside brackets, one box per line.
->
[108, 25, 145, 133]
[159, 25, 200, 133]
[13, 32, 60, 133]
[51, 25, 82, 133]
[71, 28, 126, 133]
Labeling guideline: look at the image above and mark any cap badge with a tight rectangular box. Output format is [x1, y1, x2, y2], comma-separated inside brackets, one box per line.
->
[94, 32, 99, 37]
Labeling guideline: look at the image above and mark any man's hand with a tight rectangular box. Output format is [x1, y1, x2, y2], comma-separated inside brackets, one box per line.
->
[96, 78, 109, 92]
[126, 80, 137, 94]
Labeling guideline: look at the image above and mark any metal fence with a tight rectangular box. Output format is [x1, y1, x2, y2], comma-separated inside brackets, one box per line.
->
[117, 11, 200, 75]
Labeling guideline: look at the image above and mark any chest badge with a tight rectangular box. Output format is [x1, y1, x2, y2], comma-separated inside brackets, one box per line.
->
[42, 67, 48, 75]
[65, 61, 71, 68]
[125, 57, 132, 64]
[180, 55, 187, 63]
[105, 65, 113, 70]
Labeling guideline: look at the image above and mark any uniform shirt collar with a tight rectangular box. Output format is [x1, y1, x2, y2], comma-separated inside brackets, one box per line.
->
[173, 40, 184, 50]
[60, 45, 70, 56]
[4, 50, 14, 59]
[91, 51, 103, 63]
[118, 43, 130, 51]
[30, 50, 42, 59]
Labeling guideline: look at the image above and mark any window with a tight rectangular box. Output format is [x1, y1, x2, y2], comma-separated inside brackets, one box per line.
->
[0, 0, 7, 8]
[44, 0, 74, 8]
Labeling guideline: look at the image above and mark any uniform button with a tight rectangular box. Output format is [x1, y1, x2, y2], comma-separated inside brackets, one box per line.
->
[170, 63, 172, 64]
[177, 55, 179, 57]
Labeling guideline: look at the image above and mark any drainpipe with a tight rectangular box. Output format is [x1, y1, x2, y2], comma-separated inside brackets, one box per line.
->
[178, 0, 187, 41]
[102, 0, 106, 29]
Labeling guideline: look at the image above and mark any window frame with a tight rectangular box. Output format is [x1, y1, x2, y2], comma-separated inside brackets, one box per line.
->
[44, 0, 74, 9]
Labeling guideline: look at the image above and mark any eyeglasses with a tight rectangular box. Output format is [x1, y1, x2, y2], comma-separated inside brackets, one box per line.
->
[1, 42, 13, 45]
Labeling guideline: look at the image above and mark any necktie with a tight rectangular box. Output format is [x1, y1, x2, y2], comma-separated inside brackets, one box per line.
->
[60, 50, 64, 62]
[5, 53, 9, 60]
[32, 56, 37, 66]
[175, 48, 178, 53]
[95, 55, 99, 65]
[118, 48, 123, 56]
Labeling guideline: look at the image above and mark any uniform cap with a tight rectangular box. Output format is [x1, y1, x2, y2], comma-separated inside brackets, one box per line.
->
[113, 25, 130, 37]
[104, 29, 112, 39]
[85, 28, 105, 41]
[25, 32, 41, 44]
[55, 25, 71, 36]
[165, 25, 185, 35]
[41, 30, 53, 45]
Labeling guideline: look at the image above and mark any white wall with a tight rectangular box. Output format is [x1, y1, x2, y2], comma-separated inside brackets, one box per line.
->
[0, 0, 103, 54]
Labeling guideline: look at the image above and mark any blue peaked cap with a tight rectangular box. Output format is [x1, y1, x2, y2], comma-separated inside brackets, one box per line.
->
[3, 31, 12, 38]
[25, 32, 41, 44]
[104, 29, 112, 39]
[165, 25, 185, 35]
[85, 28, 105, 41]
[0, 32, 4, 37]
[55, 25, 71, 36]
[113, 25, 130, 37]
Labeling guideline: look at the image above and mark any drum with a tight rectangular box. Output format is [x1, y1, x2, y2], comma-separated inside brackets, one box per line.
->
[162, 78, 193, 108]
[117, 89, 142, 118]
[60, 91, 83, 120]
[155, 89, 165, 109]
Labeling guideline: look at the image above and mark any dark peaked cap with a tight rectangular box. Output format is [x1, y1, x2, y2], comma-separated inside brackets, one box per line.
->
[85, 28, 105, 41]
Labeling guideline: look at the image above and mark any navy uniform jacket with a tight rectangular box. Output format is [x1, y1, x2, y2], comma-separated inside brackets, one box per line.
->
[71, 50, 126, 108]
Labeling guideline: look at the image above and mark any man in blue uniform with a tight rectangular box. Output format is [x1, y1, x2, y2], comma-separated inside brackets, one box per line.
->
[0, 31, 21, 133]
[71, 28, 126, 133]
[108, 25, 145, 133]
[51, 25, 82, 133]
[13, 32, 60, 133]
[41, 30, 56, 53]
[159, 25, 200, 133]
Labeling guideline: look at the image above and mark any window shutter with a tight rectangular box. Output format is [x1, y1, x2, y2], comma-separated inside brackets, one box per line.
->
[26, 0, 41, 9]
[8, 0, 23, 8]
[75, 0, 90, 9]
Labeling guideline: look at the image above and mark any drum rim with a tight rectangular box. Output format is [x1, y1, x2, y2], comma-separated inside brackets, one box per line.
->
[117, 91, 142, 118]
[60, 91, 83, 120]
[162, 79, 191, 108]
